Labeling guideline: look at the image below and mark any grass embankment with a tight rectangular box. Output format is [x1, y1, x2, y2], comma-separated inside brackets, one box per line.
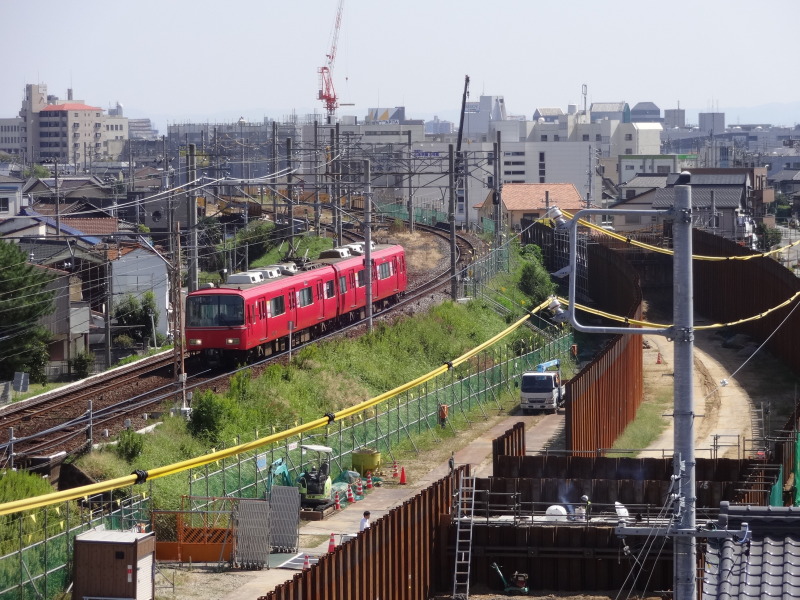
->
[77, 300, 534, 509]
[608, 389, 673, 457]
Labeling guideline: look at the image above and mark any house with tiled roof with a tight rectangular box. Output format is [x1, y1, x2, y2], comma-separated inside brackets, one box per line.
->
[474, 183, 584, 231]
[702, 502, 800, 599]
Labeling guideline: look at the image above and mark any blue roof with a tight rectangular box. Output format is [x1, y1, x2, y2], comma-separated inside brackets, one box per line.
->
[20, 208, 102, 245]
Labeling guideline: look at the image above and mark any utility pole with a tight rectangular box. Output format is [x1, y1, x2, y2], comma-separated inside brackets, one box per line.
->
[363, 159, 373, 332]
[407, 130, 414, 232]
[272, 121, 278, 220]
[287, 137, 295, 254]
[105, 247, 113, 369]
[492, 132, 501, 243]
[171, 222, 186, 410]
[314, 121, 321, 235]
[335, 123, 342, 246]
[187, 143, 198, 293]
[54, 157, 61, 236]
[448, 145, 458, 300]
[672, 184, 696, 600]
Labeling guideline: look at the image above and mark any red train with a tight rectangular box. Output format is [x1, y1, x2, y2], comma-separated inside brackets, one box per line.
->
[185, 244, 407, 362]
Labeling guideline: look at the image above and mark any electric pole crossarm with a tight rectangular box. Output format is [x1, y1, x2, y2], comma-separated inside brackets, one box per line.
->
[565, 207, 673, 336]
[616, 524, 750, 540]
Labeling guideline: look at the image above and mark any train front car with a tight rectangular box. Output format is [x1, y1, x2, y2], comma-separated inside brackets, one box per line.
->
[185, 288, 248, 362]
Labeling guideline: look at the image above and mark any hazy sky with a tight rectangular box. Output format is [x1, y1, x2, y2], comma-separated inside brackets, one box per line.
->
[4, 0, 799, 131]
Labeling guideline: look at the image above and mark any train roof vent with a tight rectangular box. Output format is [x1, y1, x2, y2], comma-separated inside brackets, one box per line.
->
[344, 243, 364, 255]
[270, 262, 299, 275]
[319, 247, 352, 259]
[227, 271, 265, 284]
[254, 267, 282, 279]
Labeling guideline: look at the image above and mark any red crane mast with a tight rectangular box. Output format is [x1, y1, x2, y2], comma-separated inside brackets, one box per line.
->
[318, 0, 344, 123]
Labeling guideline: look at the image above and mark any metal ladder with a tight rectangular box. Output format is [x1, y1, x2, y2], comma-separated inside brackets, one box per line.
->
[452, 473, 476, 600]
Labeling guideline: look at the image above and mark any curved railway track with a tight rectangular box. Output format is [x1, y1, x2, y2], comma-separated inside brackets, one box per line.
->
[0, 225, 476, 466]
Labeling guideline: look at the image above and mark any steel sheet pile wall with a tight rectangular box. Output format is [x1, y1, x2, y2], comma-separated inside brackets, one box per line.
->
[493, 456, 772, 508]
[259, 466, 465, 600]
[567, 243, 643, 451]
[492, 421, 526, 474]
[469, 523, 671, 594]
[692, 229, 800, 373]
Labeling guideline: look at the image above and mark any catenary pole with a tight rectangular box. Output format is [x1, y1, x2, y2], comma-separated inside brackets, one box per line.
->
[673, 184, 696, 600]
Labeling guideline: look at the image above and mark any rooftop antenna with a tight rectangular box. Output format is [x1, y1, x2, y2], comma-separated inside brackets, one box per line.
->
[582, 84, 587, 115]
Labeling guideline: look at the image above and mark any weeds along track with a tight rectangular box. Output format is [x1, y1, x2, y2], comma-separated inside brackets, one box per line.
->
[0, 226, 475, 466]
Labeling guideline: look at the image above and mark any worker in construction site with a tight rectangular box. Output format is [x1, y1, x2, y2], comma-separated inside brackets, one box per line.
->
[581, 495, 592, 521]
[438, 403, 449, 428]
[360, 510, 371, 532]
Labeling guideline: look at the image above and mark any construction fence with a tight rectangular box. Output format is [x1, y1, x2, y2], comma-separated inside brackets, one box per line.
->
[187, 333, 574, 501]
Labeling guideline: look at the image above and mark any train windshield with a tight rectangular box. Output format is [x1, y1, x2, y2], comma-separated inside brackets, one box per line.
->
[186, 295, 244, 327]
[520, 374, 555, 393]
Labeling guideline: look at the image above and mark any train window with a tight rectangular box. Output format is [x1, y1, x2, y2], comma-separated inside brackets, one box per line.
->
[378, 262, 393, 280]
[339, 276, 347, 294]
[259, 300, 266, 319]
[297, 287, 313, 307]
[269, 295, 286, 317]
[325, 280, 335, 299]
[356, 270, 366, 288]
[186, 295, 244, 327]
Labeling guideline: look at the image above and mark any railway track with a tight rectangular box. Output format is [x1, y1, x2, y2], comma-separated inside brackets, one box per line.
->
[0, 225, 477, 466]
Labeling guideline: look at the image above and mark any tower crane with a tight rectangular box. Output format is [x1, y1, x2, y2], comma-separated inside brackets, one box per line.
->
[318, 0, 345, 124]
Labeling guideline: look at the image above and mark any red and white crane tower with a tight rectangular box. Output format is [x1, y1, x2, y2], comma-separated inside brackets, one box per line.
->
[318, 0, 345, 123]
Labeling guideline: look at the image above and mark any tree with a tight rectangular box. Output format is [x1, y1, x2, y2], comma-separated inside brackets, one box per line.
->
[518, 244, 556, 305]
[113, 291, 159, 346]
[23, 164, 50, 178]
[0, 241, 54, 383]
[755, 223, 783, 251]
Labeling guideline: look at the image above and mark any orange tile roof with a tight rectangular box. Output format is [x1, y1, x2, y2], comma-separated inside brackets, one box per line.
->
[61, 217, 120, 235]
[475, 183, 585, 211]
[41, 103, 101, 112]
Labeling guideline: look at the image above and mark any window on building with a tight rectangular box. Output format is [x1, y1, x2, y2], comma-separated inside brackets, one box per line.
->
[539, 152, 545, 162]
[595, 134, 601, 142]
[625, 133, 633, 141]
[657, 166, 670, 174]
[0, 197, 9, 213]
[626, 189, 636, 199]
[540, 135, 548, 142]
[625, 214, 642, 225]
[582, 134, 590, 141]
[539, 176, 545, 183]
[625, 149, 633, 155]
[554, 135, 560, 141]
[297, 287, 313, 307]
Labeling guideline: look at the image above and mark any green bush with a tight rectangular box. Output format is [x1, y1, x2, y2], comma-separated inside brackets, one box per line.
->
[114, 334, 135, 349]
[69, 350, 94, 379]
[116, 429, 145, 462]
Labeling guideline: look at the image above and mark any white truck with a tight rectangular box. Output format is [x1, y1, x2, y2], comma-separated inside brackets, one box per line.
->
[519, 359, 566, 414]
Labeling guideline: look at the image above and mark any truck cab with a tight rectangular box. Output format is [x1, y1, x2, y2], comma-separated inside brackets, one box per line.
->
[520, 360, 566, 414]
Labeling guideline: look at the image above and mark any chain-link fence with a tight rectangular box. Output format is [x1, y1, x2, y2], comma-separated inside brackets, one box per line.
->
[187, 333, 573, 502]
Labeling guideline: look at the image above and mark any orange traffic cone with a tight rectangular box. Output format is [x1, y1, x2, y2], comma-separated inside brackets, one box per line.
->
[347, 485, 355, 503]
[356, 478, 364, 497]
[328, 532, 336, 553]
[334, 491, 341, 510]
[366, 471, 373, 490]
[392, 460, 399, 478]
[399, 466, 407, 485]
[656, 352, 662, 364]
[303, 554, 310, 570]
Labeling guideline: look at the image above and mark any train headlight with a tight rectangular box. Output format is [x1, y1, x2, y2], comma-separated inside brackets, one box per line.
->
[225, 338, 240, 345]
[188, 339, 203, 346]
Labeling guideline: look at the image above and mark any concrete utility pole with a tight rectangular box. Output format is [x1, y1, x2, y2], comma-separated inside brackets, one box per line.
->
[492, 132, 501, 242]
[448, 145, 458, 300]
[407, 130, 414, 232]
[104, 247, 113, 369]
[171, 222, 186, 410]
[187, 144, 198, 293]
[54, 157, 61, 236]
[363, 159, 373, 332]
[272, 121, 278, 219]
[314, 121, 321, 235]
[672, 184, 696, 600]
